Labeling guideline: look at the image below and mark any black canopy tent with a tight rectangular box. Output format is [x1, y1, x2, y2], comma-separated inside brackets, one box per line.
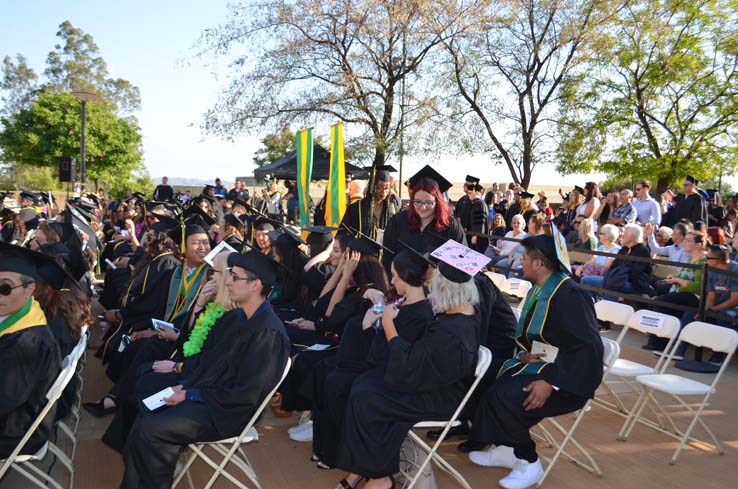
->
[253, 144, 370, 181]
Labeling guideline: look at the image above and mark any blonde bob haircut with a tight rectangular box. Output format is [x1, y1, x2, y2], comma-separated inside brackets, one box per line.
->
[212, 252, 238, 311]
[428, 268, 479, 313]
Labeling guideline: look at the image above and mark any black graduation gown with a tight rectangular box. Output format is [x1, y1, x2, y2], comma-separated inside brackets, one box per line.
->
[47, 311, 79, 421]
[340, 195, 399, 240]
[470, 279, 604, 453]
[336, 312, 479, 478]
[312, 300, 435, 467]
[0, 325, 61, 457]
[120, 303, 290, 489]
[302, 263, 333, 303]
[668, 193, 707, 226]
[461, 198, 489, 253]
[454, 195, 469, 220]
[381, 210, 467, 274]
[222, 234, 244, 252]
[98, 253, 181, 364]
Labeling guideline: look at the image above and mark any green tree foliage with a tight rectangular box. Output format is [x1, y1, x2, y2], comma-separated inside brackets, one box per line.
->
[197, 0, 469, 168]
[0, 92, 143, 192]
[1, 54, 38, 117]
[557, 0, 738, 193]
[252, 128, 296, 167]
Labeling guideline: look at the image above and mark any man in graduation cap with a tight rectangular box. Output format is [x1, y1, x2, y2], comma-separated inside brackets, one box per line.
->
[666, 175, 708, 226]
[18, 191, 40, 230]
[340, 165, 401, 242]
[119, 250, 290, 489]
[459, 177, 490, 253]
[0, 242, 62, 458]
[382, 165, 466, 275]
[467, 232, 603, 489]
[96, 215, 210, 381]
[454, 175, 479, 220]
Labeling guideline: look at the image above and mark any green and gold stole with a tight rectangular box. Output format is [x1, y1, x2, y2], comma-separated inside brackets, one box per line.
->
[0, 298, 47, 338]
[497, 271, 569, 378]
[164, 262, 208, 325]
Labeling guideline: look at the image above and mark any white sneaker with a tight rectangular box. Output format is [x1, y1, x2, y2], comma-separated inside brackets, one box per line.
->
[289, 423, 313, 442]
[288, 420, 313, 436]
[498, 459, 544, 489]
[469, 445, 517, 468]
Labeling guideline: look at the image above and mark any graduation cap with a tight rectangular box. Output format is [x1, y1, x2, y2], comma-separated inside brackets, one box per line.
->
[37, 192, 54, 205]
[437, 261, 473, 284]
[184, 204, 216, 227]
[375, 165, 397, 182]
[268, 227, 306, 246]
[151, 214, 182, 241]
[520, 191, 535, 199]
[84, 193, 101, 207]
[521, 230, 571, 274]
[573, 185, 584, 194]
[305, 226, 337, 246]
[430, 240, 490, 283]
[47, 221, 75, 243]
[407, 165, 453, 194]
[397, 238, 436, 269]
[253, 218, 276, 232]
[0, 241, 52, 278]
[227, 249, 279, 286]
[229, 197, 250, 212]
[19, 190, 39, 203]
[465, 175, 480, 185]
[348, 235, 382, 258]
[38, 242, 80, 288]
[144, 200, 169, 214]
[223, 213, 245, 230]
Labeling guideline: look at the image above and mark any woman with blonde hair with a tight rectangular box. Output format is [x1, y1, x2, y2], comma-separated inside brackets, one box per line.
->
[99, 251, 237, 452]
[575, 218, 598, 250]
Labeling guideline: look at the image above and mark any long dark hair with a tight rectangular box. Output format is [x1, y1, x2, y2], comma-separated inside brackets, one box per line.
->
[273, 239, 309, 304]
[34, 279, 91, 340]
[352, 255, 388, 296]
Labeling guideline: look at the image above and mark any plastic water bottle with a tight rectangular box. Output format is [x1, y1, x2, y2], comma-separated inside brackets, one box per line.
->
[372, 292, 385, 330]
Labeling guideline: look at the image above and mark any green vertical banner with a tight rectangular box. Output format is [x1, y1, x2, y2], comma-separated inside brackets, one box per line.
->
[295, 128, 314, 232]
[326, 122, 346, 228]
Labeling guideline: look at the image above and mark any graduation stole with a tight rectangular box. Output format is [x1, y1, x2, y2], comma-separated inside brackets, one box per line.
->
[497, 271, 569, 378]
[164, 262, 208, 324]
[0, 298, 47, 338]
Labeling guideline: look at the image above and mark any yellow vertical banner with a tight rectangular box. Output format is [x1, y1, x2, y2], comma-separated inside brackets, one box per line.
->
[295, 128, 313, 235]
[326, 123, 346, 228]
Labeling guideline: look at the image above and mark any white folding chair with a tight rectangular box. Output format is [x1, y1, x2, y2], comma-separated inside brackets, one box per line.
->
[401, 346, 492, 489]
[533, 337, 620, 487]
[618, 322, 738, 464]
[483, 271, 506, 289]
[596, 310, 679, 421]
[594, 300, 633, 331]
[0, 362, 77, 489]
[172, 357, 292, 489]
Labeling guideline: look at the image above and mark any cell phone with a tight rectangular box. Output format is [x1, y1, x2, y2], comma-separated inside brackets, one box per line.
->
[152, 319, 180, 336]
[120, 230, 130, 238]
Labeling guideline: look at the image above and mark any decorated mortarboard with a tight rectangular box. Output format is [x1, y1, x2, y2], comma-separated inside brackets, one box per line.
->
[0, 241, 54, 278]
[305, 225, 337, 245]
[184, 204, 216, 227]
[551, 225, 572, 273]
[573, 185, 584, 194]
[407, 165, 453, 194]
[520, 191, 535, 199]
[522, 231, 571, 274]
[430, 239, 491, 283]
[465, 175, 481, 185]
[227, 249, 279, 286]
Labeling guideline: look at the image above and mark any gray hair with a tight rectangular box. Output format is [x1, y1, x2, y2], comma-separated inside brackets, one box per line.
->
[511, 214, 525, 226]
[428, 270, 479, 313]
[623, 223, 643, 243]
[657, 226, 673, 240]
[599, 224, 619, 244]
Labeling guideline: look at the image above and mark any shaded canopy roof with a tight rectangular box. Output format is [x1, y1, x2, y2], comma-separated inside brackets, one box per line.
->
[253, 144, 370, 181]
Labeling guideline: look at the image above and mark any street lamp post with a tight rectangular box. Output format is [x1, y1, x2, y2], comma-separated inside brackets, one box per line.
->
[71, 91, 98, 185]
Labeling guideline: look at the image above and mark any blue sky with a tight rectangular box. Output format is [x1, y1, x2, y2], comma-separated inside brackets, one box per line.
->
[9, 1, 711, 190]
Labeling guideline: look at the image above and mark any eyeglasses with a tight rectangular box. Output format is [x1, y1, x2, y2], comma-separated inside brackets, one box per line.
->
[0, 282, 26, 296]
[412, 199, 436, 208]
[228, 270, 257, 282]
[635, 187, 643, 191]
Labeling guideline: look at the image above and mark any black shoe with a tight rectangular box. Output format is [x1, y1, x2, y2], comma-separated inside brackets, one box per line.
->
[457, 440, 486, 453]
[426, 423, 469, 441]
[598, 320, 611, 332]
[641, 343, 661, 351]
[83, 399, 116, 417]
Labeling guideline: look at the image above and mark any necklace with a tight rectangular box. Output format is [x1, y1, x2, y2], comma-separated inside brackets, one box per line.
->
[182, 302, 225, 357]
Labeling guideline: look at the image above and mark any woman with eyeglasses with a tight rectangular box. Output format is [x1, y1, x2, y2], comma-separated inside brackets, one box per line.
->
[100, 251, 238, 452]
[382, 165, 465, 276]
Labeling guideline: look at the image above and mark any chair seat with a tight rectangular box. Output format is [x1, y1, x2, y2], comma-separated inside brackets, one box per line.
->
[0, 442, 48, 463]
[636, 374, 712, 396]
[196, 427, 259, 445]
[610, 359, 654, 377]
[414, 420, 462, 429]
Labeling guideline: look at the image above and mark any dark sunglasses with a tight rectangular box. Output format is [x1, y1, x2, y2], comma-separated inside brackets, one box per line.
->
[0, 283, 26, 296]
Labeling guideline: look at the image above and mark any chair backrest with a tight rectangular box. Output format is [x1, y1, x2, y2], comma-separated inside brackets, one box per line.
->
[484, 271, 506, 288]
[680, 322, 738, 354]
[624, 310, 680, 339]
[0, 363, 75, 479]
[600, 337, 621, 376]
[475, 345, 493, 378]
[502, 278, 532, 299]
[595, 300, 634, 327]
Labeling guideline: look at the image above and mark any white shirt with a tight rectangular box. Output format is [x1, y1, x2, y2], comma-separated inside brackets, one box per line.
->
[633, 195, 662, 225]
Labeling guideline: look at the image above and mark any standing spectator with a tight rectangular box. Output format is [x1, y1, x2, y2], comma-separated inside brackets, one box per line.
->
[592, 192, 617, 228]
[659, 189, 675, 225]
[633, 180, 661, 225]
[645, 222, 690, 263]
[566, 190, 585, 233]
[607, 189, 637, 225]
[283, 180, 300, 225]
[504, 188, 522, 231]
[212, 178, 228, 198]
[153, 176, 174, 202]
[576, 182, 601, 219]
[707, 191, 726, 227]
[535, 191, 552, 216]
[262, 181, 283, 222]
[667, 175, 707, 226]
[227, 180, 249, 202]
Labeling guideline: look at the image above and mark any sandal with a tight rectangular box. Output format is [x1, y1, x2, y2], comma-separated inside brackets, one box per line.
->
[310, 454, 321, 462]
[337, 477, 363, 489]
[317, 461, 332, 470]
[82, 397, 117, 417]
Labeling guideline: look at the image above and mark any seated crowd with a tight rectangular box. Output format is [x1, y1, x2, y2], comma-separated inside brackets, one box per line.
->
[0, 169, 734, 489]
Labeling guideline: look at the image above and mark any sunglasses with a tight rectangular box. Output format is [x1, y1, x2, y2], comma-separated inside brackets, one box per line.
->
[0, 283, 26, 296]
